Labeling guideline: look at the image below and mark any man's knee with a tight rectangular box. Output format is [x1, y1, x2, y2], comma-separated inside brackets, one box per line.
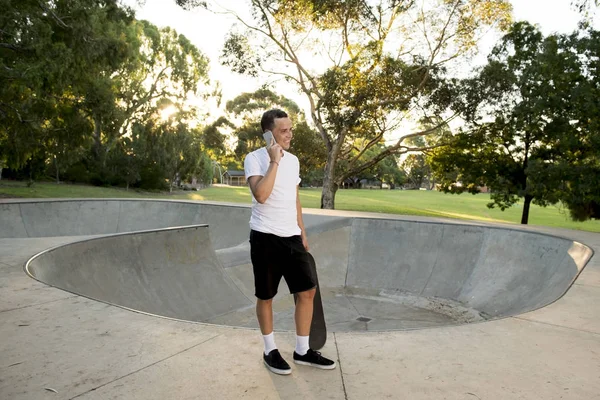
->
[296, 287, 316, 302]
[257, 298, 274, 308]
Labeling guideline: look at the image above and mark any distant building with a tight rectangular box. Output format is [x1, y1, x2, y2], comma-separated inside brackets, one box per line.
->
[223, 170, 246, 186]
[360, 178, 383, 189]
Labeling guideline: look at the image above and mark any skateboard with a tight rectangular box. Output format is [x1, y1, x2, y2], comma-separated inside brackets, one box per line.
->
[293, 252, 327, 350]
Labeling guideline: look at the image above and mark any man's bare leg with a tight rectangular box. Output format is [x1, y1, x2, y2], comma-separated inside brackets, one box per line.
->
[294, 288, 316, 357]
[294, 288, 316, 336]
[257, 298, 277, 355]
[292, 287, 336, 369]
[257, 297, 291, 374]
[256, 298, 274, 335]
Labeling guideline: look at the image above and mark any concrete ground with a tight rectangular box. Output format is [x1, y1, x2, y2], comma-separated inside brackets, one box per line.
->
[1, 199, 599, 400]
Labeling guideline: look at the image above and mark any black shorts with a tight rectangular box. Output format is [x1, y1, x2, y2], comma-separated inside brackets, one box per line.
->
[249, 229, 316, 300]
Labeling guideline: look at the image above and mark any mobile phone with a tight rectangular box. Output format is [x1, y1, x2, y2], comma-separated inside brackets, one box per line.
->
[262, 130, 274, 148]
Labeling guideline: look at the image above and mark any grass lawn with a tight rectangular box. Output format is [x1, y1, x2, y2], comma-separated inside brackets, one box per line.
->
[1, 180, 599, 233]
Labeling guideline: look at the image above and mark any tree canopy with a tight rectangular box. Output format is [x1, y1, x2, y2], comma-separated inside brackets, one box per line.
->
[1, 0, 214, 189]
[429, 22, 600, 223]
[194, 0, 513, 208]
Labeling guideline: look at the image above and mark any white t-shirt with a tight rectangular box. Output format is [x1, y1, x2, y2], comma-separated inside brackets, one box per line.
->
[244, 147, 302, 237]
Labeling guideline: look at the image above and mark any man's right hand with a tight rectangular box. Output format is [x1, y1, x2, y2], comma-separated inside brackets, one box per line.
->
[268, 139, 284, 164]
[249, 141, 282, 203]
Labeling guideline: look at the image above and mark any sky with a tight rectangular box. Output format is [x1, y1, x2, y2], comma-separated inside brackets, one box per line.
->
[122, 0, 597, 121]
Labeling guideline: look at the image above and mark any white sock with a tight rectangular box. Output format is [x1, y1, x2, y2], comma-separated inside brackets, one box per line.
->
[263, 332, 277, 355]
[295, 335, 310, 356]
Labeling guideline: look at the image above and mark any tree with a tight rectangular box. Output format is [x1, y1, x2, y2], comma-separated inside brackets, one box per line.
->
[288, 121, 327, 185]
[1, 1, 214, 188]
[549, 27, 600, 221]
[45, 102, 93, 183]
[0, 0, 136, 172]
[85, 19, 210, 167]
[202, 116, 233, 159]
[402, 154, 430, 189]
[123, 108, 213, 191]
[429, 22, 600, 224]
[340, 142, 405, 188]
[400, 119, 447, 189]
[176, 0, 512, 208]
[368, 152, 406, 189]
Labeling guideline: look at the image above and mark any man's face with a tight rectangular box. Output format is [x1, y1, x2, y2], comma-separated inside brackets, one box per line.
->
[272, 117, 293, 150]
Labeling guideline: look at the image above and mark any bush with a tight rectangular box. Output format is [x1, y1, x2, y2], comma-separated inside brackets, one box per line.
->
[137, 165, 168, 190]
[63, 162, 91, 184]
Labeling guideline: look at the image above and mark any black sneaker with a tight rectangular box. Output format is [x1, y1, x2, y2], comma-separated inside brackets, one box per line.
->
[263, 349, 292, 375]
[293, 349, 337, 370]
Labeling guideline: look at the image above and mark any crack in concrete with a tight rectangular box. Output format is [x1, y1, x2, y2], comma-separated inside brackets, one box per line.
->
[19, 203, 31, 237]
[513, 316, 600, 336]
[0, 295, 78, 314]
[574, 282, 600, 288]
[334, 332, 349, 400]
[0, 261, 15, 268]
[68, 333, 223, 400]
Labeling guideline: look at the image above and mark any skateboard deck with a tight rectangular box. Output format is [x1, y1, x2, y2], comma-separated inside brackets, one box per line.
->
[293, 252, 327, 350]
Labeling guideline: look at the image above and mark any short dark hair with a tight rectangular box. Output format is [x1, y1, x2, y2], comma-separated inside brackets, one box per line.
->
[261, 109, 288, 132]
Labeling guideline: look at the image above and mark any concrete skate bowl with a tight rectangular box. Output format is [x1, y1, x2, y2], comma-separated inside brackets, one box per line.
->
[2, 199, 593, 332]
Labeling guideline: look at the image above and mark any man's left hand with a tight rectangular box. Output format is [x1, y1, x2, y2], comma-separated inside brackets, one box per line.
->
[301, 235, 310, 251]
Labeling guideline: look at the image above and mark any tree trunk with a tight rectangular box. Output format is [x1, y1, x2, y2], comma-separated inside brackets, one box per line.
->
[319, 129, 345, 209]
[93, 115, 102, 158]
[521, 194, 533, 224]
[321, 174, 338, 209]
[170, 172, 177, 193]
[321, 154, 339, 209]
[0, 166, 3, 180]
[521, 133, 531, 224]
[54, 156, 60, 184]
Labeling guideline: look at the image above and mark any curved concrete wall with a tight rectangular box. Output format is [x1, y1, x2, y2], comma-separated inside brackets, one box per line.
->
[6, 199, 594, 323]
[26, 225, 252, 322]
[346, 218, 590, 317]
[0, 200, 252, 249]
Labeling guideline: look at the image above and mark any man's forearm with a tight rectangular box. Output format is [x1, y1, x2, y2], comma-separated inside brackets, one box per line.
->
[250, 162, 279, 203]
[297, 191, 309, 250]
[298, 213, 307, 237]
[296, 187, 306, 236]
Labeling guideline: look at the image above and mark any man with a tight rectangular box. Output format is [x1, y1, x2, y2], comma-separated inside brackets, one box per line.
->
[244, 109, 336, 375]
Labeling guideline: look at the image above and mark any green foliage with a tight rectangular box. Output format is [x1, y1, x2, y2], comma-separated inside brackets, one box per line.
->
[210, 0, 512, 208]
[226, 88, 300, 116]
[338, 142, 405, 188]
[202, 117, 233, 159]
[87, 18, 210, 164]
[119, 110, 212, 190]
[402, 154, 430, 189]
[1, 1, 215, 190]
[430, 22, 600, 223]
[288, 121, 327, 184]
[221, 32, 262, 77]
[0, 0, 135, 170]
